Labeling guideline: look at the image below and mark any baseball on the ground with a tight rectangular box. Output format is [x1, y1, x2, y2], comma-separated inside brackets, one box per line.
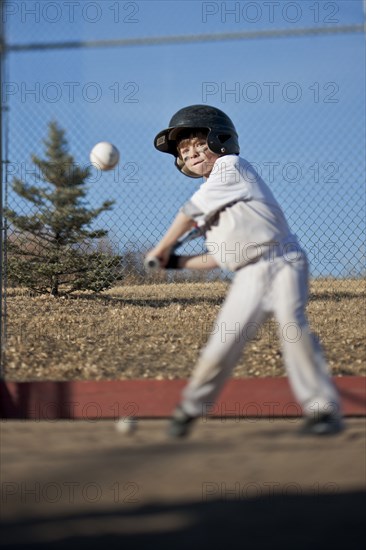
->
[115, 417, 138, 435]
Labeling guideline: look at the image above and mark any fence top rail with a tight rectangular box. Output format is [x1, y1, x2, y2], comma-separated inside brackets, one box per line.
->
[3, 24, 365, 53]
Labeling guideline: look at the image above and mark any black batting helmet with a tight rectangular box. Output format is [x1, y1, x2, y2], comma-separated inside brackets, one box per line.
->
[154, 105, 240, 178]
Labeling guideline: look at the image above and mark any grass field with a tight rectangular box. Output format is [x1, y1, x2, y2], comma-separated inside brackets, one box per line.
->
[4, 279, 365, 381]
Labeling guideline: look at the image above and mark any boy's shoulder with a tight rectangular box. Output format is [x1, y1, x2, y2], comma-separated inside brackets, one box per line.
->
[216, 154, 240, 164]
[212, 154, 240, 172]
[215, 154, 249, 168]
[212, 155, 252, 177]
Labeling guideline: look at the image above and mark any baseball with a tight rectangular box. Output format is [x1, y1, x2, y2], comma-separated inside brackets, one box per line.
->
[90, 141, 120, 171]
[115, 417, 138, 435]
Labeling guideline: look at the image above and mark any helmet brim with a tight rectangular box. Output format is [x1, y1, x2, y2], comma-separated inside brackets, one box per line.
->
[154, 126, 210, 155]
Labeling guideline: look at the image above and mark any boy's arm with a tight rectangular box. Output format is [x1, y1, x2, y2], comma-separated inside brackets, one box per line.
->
[178, 254, 218, 270]
[148, 211, 196, 267]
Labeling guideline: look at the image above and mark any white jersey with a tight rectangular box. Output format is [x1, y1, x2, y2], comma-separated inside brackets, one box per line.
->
[181, 155, 300, 271]
[175, 159, 340, 425]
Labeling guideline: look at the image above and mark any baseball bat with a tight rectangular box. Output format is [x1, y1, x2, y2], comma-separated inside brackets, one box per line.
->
[144, 226, 203, 271]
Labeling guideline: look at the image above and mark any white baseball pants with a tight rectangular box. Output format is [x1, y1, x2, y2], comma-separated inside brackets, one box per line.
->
[181, 251, 341, 418]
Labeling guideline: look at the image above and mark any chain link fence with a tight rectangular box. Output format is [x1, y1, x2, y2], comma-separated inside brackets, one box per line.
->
[1, 1, 365, 367]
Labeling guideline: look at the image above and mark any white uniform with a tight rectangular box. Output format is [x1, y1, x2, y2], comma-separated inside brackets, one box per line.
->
[180, 155, 341, 419]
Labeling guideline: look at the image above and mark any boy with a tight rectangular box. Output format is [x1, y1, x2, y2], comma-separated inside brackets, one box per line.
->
[148, 105, 343, 437]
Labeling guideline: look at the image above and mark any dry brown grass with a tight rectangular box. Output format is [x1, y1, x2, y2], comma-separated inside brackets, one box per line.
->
[4, 278, 365, 381]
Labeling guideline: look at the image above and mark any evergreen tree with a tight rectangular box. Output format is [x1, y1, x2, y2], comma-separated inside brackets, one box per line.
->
[6, 121, 121, 296]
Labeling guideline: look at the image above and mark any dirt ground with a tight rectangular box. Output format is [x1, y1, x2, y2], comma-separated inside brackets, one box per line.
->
[4, 279, 365, 381]
[1, 418, 365, 549]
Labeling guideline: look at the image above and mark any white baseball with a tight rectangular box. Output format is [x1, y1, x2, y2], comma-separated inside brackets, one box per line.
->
[90, 142, 120, 171]
[115, 417, 138, 435]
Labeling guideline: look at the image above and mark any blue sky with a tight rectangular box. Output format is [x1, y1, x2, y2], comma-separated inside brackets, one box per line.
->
[5, 1, 364, 42]
[3, 0, 366, 277]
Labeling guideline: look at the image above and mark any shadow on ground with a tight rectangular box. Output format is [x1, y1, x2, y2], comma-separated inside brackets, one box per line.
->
[1, 491, 365, 550]
[70, 290, 363, 307]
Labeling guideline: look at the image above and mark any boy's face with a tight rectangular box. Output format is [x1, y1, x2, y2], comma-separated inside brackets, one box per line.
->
[177, 135, 220, 178]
